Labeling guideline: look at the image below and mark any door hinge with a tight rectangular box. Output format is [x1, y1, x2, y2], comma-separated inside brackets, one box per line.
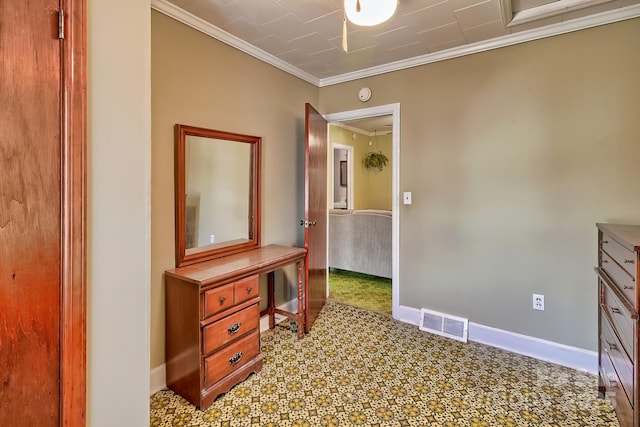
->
[58, 9, 64, 40]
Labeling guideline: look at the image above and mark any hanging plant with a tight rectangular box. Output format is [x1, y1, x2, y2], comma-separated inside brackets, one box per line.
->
[362, 151, 389, 171]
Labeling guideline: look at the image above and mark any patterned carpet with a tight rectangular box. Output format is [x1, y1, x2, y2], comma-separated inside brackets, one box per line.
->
[150, 301, 617, 427]
[328, 268, 392, 315]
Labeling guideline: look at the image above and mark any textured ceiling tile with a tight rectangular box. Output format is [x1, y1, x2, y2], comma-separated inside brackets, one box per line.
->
[251, 35, 292, 56]
[383, 41, 429, 62]
[428, 37, 468, 51]
[462, 19, 509, 41]
[451, 0, 496, 12]
[455, 0, 503, 29]
[279, 0, 342, 23]
[303, 10, 344, 40]
[401, 1, 459, 31]
[183, 0, 242, 25]
[373, 26, 417, 50]
[417, 22, 466, 48]
[222, 17, 269, 42]
[260, 13, 307, 41]
[226, 0, 289, 26]
[287, 32, 335, 55]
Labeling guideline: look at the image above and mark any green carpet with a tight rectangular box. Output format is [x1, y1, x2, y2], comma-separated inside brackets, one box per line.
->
[328, 268, 391, 315]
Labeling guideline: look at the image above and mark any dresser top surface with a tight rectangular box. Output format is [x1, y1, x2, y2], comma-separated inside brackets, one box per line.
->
[597, 223, 640, 252]
[165, 244, 306, 285]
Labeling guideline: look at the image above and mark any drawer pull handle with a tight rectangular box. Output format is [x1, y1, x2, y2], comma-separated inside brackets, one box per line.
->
[606, 341, 619, 351]
[229, 352, 243, 365]
[624, 259, 635, 264]
[624, 285, 634, 290]
[610, 307, 621, 315]
[602, 240, 608, 245]
[602, 259, 608, 263]
[219, 297, 226, 305]
[227, 322, 241, 335]
[247, 287, 253, 293]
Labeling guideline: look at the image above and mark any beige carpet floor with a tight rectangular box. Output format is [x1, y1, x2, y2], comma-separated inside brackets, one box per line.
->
[150, 301, 617, 426]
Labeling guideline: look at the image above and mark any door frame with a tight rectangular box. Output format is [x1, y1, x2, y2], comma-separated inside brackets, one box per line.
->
[61, 1, 87, 425]
[324, 103, 400, 319]
[331, 143, 354, 210]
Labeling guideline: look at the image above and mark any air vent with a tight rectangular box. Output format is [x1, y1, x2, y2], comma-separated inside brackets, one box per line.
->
[419, 308, 468, 343]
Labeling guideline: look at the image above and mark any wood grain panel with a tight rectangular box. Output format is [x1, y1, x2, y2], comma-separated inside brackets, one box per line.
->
[0, 1, 62, 424]
[304, 103, 328, 333]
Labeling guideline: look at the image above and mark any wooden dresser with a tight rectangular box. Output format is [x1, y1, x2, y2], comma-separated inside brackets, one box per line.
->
[596, 223, 640, 427]
[165, 244, 306, 410]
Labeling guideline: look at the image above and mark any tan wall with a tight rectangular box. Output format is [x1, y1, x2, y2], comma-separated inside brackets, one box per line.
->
[329, 125, 392, 210]
[151, 11, 318, 369]
[320, 19, 640, 351]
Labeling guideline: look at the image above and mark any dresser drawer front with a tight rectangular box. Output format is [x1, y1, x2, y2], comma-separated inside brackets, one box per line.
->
[204, 330, 260, 388]
[601, 315, 634, 406]
[234, 275, 259, 304]
[203, 304, 259, 355]
[601, 281, 635, 360]
[602, 235, 637, 278]
[600, 349, 633, 427]
[204, 284, 235, 318]
[601, 251, 636, 303]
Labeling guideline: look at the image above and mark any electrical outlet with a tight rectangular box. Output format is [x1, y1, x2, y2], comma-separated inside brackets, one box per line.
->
[533, 294, 544, 311]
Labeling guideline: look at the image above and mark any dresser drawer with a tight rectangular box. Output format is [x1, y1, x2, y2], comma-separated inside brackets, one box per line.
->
[601, 314, 634, 406]
[602, 235, 637, 278]
[234, 275, 259, 304]
[601, 280, 635, 360]
[203, 303, 259, 356]
[600, 348, 633, 427]
[204, 330, 260, 388]
[204, 283, 235, 318]
[601, 251, 635, 304]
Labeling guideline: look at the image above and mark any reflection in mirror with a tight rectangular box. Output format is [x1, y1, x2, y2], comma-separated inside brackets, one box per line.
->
[175, 124, 260, 267]
[185, 136, 251, 249]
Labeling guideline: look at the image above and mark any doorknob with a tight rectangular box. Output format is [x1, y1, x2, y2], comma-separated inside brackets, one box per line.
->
[300, 219, 317, 228]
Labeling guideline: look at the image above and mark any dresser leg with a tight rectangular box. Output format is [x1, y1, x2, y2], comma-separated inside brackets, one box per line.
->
[268, 271, 275, 330]
[297, 260, 305, 339]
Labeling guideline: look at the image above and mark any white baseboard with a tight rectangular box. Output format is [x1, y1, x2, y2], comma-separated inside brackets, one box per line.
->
[150, 364, 167, 396]
[150, 297, 299, 395]
[396, 305, 597, 375]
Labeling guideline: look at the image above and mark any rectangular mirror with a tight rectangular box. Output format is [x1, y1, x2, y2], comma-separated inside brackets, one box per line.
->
[175, 124, 260, 267]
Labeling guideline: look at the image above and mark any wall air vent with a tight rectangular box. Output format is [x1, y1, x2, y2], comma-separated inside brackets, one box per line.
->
[419, 308, 468, 343]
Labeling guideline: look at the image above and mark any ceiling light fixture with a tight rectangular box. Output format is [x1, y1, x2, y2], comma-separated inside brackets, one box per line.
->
[344, 0, 398, 26]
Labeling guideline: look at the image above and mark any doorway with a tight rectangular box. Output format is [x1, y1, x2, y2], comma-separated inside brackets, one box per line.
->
[324, 103, 400, 319]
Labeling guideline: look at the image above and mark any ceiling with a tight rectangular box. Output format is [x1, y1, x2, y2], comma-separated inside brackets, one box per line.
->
[153, 0, 639, 86]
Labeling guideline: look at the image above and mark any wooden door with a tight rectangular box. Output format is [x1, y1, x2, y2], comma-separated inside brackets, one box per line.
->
[303, 103, 328, 333]
[0, 1, 86, 425]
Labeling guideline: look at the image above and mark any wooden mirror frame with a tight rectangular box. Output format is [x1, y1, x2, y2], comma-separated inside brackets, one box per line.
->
[175, 124, 261, 267]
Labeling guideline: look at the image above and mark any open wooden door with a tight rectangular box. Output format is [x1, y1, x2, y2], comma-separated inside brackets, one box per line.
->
[303, 103, 328, 333]
[1, 1, 86, 425]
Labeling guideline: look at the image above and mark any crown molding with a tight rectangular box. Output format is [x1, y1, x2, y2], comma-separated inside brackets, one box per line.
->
[320, 3, 640, 86]
[151, 0, 640, 88]
[150, 0, 320, 86]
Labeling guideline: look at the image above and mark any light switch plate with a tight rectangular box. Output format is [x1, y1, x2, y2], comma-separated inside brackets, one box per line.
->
[403, 192, 412, 205]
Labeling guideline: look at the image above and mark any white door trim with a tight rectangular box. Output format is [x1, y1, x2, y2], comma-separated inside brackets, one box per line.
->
[324, 103, 401, 319]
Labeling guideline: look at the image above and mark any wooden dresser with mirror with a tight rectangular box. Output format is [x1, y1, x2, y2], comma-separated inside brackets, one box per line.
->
[596, 223, 640, 427]
[165, 125, 306, 409]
